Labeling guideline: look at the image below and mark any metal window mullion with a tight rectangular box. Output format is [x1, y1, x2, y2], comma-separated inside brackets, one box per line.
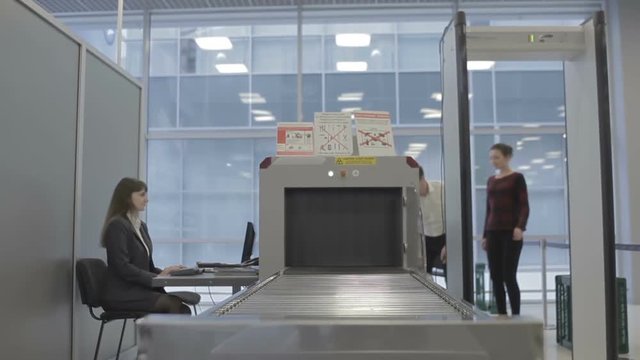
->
[71, 44, 87, 360]
[249, 25, 254, 127]
[296, 0, 303, 122]
[140, 10, 151, 185]
[321, 30, 326, 112]
[394, 23, 400, 125]
[175, 25, 182, 128]
[179, 139, 185, 265]
[116, 0, 124, 66]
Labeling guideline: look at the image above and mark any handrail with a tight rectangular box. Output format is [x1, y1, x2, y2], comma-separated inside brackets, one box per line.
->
[546, 241, 570, 249]
[615, 243, 640, 252]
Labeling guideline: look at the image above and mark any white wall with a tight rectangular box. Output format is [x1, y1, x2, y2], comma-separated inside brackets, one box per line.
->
[606, 0, 640, 304]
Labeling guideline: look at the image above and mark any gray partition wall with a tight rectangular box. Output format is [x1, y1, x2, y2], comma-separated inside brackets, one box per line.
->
[74, 53, 143, 360]
[0, 1, 143, 359]
[0, 1, 79, 358]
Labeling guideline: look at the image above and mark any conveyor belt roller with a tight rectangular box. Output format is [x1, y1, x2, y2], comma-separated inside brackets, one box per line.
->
[215, 271, 475, 320]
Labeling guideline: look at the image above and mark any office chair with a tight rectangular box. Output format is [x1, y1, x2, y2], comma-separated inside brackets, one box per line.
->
[76, 259, 201, 359]
[76, 258, 146, 360]
[167, 291, 200, 315]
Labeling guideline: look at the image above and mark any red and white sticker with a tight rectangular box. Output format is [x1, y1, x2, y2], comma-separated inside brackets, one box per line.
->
[276, 122, 314, 156]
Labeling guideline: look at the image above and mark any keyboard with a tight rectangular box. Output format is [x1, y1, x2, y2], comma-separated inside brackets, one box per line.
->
[169, 267, 204, 276]
[197, 262, 243, 268]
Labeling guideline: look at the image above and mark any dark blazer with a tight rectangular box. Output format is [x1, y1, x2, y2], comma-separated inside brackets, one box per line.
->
[102, 215, 163, 311]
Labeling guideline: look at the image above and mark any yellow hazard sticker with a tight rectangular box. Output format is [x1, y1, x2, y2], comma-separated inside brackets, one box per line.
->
[335, 157, 377, 166]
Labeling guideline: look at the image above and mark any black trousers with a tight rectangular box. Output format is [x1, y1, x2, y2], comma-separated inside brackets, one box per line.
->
[486, 230, 523, 315]
[151, 294, 192, 314]
[425, 234, 446, 275]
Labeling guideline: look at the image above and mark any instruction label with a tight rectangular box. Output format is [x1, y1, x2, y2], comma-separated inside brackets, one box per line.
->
[277, 122, 314, 156]
[314, 112, 353, 156]
[354, 111, 396, 156]
[335, 157, 377, 166]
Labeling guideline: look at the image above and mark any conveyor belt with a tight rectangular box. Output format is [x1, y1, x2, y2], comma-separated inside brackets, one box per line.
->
[215, 272, 475, 320]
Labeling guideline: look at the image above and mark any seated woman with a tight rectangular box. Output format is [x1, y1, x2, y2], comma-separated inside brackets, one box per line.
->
[101, 177, 190, 314]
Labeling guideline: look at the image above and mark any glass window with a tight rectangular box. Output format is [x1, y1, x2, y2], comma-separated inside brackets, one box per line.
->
[325, 33, 395, 72]
[526, 189, 567, 235]
[67, 25, 118, 61]
[181, 139, 253, 240]
[474, 189, 487, 237]
[150, 40, 179, 76]
[495, 70, 565, 124]
[500, 134, 566, 188]
[302, 36, 323, 73]
[150, 27, 179, 40]
[473, 134, 496, 186]
[183, 243, 244, 265]
[180, 36, 250, 75]
[252, 37, 297, 74]
[325, 73, 396, 119]
[152, 243, 181, 268]
[251, 74, 322, 125]
[398, 35, 440, 71]
[470, 71, 494, 124]
[148, 77, 177, 129]
[253, 36, 322, 74]
[121, 40, 143, 78]
[147, 140, 182, 192]
[147, 140, 182, 240]
[179, 75, 250, 127]
[64, 19, 143, 76]
[146, 192, 181, 240]
[395, 135, 442, 180]
[398, 72, 441, 125]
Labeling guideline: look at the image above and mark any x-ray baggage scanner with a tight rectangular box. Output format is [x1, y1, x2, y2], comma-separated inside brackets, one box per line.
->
[258, 156, 424, 280]
[137, 156, 542, 359]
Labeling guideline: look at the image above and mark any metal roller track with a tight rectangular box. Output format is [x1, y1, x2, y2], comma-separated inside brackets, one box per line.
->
[215, 272, 474, 319]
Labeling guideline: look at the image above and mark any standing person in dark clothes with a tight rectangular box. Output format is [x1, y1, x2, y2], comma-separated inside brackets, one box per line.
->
[482, 143, 530, 316]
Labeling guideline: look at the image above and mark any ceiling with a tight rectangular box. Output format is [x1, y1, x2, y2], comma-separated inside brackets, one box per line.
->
[34, 0, 443, 13]
[33, 0, 601, 13]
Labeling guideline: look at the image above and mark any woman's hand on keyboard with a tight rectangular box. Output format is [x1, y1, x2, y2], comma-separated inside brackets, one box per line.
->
[159, 265, 186, 276]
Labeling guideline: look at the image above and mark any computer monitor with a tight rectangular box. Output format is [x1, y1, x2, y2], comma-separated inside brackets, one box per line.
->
[241, 222, 256, 263]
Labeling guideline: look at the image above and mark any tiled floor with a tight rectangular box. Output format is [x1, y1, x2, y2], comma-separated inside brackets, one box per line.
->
[521, 303, 639, 360]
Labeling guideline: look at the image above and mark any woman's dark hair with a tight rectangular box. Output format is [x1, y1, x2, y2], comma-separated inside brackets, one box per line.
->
[100, 177, 147, 247]
[418, 166, 425, 179]
[490, 143, 513, 158]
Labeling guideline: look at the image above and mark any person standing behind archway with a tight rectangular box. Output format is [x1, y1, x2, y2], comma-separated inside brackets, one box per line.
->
[482, 143, 530, 316]
[419, 166, 446, 279]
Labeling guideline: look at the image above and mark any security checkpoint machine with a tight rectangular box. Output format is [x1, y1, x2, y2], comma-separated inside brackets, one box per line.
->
[132, 7, 626, 356]
[440, 11, 616, 359]
[137, 156, 542, 359]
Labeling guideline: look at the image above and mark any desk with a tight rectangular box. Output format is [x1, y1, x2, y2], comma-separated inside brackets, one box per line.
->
[152, 271, 259, 294]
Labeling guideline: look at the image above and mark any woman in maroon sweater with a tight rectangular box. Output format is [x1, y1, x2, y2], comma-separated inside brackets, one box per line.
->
[482, 143, 530, 316]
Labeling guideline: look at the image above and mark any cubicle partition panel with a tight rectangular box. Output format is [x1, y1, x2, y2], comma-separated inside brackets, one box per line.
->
[0, 1, 79, 358]
[0, 1, 143, 359]
[74, 53, 143, 360]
